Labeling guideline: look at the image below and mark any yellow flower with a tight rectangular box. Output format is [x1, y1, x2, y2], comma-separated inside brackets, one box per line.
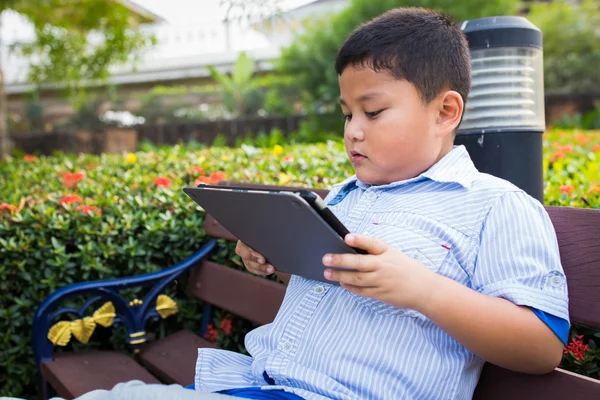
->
[221, 154, 232, 161]
[273, 145, 284, 156]
[278, 172, 292, 185]
[198, 155, 206, 163]
[125, 153, 137, 164]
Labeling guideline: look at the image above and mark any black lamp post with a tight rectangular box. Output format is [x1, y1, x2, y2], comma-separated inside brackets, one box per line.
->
[457, 16, 545, 202]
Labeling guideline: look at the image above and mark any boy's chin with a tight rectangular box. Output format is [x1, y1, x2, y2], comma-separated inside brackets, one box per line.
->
[355, 170, 390, 186]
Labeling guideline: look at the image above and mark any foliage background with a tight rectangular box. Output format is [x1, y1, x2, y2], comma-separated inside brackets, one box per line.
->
[1, 128, 599, 397]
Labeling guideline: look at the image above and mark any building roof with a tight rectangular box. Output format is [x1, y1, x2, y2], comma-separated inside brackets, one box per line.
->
[118, 0, 165, 23]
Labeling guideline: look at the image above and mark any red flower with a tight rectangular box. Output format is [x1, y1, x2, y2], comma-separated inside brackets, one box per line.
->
[76, 205, 102, 216]
[219, 317, 233, 335]
[204, 323, 218, 342]
[559, 184, 575, 195]
[24, 154, 37, 162]
[60, 195, 83, 205]
[209, 171, 227, 183]
[153, 176, 172, 188]
[0, 203, 19, 213]
[62, 172, 86, 188]
[564, 335, 590, 361]
[188, 166, 205, 175]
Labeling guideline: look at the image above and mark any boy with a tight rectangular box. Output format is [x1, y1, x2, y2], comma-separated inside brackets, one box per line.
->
[65, 7, 569, 400]
[225, 7, 569, 400]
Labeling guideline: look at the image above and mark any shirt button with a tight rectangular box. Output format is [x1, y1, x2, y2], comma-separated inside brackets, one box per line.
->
[314, 285, 324, 294]
[551, 275, 563, 288]
[282, 342, 292, 351]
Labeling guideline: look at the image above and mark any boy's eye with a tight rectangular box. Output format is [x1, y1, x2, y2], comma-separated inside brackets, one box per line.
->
[343, 114, 352, 121]
[365, 110, 383, 119]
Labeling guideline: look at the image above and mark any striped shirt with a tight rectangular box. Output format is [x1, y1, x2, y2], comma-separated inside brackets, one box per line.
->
[195, 145, 569, 400]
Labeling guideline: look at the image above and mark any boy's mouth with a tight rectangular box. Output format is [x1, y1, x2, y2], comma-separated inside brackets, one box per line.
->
[350, 150, 366, 163]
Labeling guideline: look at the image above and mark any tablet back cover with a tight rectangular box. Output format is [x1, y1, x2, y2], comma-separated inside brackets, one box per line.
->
[184, 187, 354, 283]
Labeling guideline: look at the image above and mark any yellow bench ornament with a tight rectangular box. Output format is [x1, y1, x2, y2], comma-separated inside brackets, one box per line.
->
[48, 295, 178, 346]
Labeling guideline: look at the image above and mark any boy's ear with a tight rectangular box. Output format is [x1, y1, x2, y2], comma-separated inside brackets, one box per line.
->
[435, 90, 464, 137]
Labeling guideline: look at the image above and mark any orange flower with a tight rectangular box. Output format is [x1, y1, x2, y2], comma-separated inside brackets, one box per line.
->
[550, 151, 565, 162]
[559, 184, 575, 195]
[0, 203, 19, 213]
[573, 133, 590, 145]
[194, 176, 212, 186]
[23, 154, 37, 162]
[153, 176, 172, 188]
[63, 172, 86, 188]
[76, 205, 102, 216]
[592, 145, 600, 152]
[209, 171, 227, 183]
[60, 194, 83, 205]
[188, 166, 205, 175]
[589, 183, 600, 195]
[558, 145, 573, 153]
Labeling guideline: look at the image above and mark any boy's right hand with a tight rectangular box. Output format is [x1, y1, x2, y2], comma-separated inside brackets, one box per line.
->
[235, 240, 275, 276]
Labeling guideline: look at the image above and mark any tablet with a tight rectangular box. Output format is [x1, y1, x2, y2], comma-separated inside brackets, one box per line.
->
[183, 185, 359, 283]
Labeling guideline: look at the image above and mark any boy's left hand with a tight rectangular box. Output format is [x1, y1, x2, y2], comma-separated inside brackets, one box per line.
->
[323, 233, 436, 311]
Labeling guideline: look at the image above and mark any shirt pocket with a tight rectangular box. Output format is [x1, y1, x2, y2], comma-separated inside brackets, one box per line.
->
[348, 218, 451, 317]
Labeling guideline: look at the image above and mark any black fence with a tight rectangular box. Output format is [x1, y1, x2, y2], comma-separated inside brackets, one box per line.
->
[9, 115, 306, 155]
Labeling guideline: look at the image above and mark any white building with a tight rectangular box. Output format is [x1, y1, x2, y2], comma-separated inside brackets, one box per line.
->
[2, 0, 349, 96]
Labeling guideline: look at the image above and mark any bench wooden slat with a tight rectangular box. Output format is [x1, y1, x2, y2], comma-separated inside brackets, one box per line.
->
[187, 261, 286, 326]
[137, 330, 215, 386]
[546, 206, 600, 327]
[473, 363, 600, 399]
[42, 351, 160, 399]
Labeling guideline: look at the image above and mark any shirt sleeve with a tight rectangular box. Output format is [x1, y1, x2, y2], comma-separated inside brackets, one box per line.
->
[472, 191, 570, 323]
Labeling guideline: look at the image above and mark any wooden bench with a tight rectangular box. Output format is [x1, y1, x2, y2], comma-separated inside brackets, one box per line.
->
[33, 182, 600, 399]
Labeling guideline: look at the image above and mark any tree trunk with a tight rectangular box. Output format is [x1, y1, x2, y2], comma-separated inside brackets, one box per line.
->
[0, 66, 12, 160]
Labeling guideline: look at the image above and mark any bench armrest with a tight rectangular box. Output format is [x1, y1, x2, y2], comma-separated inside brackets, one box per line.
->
[32, 240, 217, 365]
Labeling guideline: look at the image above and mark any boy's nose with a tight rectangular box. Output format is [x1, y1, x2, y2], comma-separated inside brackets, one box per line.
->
[345, 121, 365, 141]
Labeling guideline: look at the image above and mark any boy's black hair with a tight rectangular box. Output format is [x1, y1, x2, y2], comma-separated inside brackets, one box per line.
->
[335, 7, 471, 107]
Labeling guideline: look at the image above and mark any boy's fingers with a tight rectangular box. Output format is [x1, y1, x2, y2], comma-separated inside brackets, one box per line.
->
[236, 241, 265, 263]
[247, 262, 275, 275]
[324, 268, 376, 287]
[345, 234, 388, 255]
[322, 252, 375, 271]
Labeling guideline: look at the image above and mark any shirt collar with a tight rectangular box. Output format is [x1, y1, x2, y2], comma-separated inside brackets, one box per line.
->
[338, 145, 478, 191]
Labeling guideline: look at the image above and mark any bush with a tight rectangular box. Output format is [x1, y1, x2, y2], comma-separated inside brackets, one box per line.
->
[1, 129, 599, 397]
[277, 0, 520, 116]
[528, 0, 600, 96]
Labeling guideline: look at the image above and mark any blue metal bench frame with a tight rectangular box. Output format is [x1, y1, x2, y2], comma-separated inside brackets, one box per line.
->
[31, 239, 217, 397]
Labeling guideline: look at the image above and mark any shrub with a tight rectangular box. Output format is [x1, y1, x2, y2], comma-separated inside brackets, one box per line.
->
[1, 129, 599, 396]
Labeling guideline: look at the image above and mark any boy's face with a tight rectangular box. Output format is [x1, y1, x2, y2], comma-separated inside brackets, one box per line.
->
[338, 66, 458, 186]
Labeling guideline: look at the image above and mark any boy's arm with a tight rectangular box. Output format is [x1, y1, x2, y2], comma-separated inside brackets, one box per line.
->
[418, 273, 564, 373]
[323, 191, 568, 374]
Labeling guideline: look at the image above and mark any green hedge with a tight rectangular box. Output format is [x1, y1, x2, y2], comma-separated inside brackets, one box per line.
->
[1, 130, 599, 397]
